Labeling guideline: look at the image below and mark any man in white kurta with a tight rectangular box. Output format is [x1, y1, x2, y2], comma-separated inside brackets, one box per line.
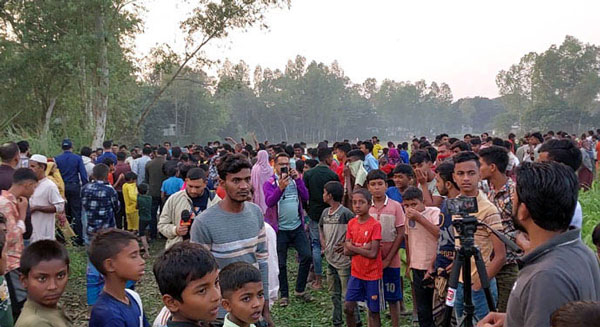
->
[29, 155, 65, 243]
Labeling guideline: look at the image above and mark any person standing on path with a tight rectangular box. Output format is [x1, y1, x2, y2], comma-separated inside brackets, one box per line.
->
[144, 147, 167, 240]
[28, 155, 65, 243]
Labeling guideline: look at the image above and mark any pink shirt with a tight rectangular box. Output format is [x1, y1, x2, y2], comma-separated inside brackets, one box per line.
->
[369, 197, 405, 268]
[406, 206, 441, 270]
[0, 191, 25, 271]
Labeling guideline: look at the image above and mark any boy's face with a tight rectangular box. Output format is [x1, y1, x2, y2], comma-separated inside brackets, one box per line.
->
[352, 194, 370, 216]
[20, 259, 69, 308]
[478, 157, 493, 180]
[403, 199, 425, 212]
[106, 240, 145, 282]
[367, 179, 386, 199]
[222, 281, 265, 325]
[322, 189, 332, 204]
[392, 173, 411, 189]
[166, 269, 221, 323]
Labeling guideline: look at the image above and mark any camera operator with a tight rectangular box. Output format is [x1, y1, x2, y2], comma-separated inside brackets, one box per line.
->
[478, 162, 600, 327]
[452, 152, 506, 322]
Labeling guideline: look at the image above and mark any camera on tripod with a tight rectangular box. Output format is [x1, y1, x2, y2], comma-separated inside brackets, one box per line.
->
[447, 196, 478, 216]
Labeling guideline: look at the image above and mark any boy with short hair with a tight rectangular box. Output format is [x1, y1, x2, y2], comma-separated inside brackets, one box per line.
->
[0, 214, 13, 327]
[88, 229, 149, 327]
[161, 167, 183, 204]
[122, 171, 139, 232]
[15, 240, 71, 327]
[344, 189, 383, 327]
[386, 164, 415, 203]
[152, 242, 221, 327]
[220, 262, 265, 327]
[366, 170, 406, 327]
[402, 187, 441, 327]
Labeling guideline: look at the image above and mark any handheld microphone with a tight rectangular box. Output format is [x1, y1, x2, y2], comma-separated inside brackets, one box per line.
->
[180, 209, 191, 227]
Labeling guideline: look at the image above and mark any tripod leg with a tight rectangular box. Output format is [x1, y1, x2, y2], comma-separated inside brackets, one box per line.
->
[473, 248, 496, 315]
[443, 250, 464, 327]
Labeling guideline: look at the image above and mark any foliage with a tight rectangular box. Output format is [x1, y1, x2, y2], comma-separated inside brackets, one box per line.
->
[580, 182, 600, 249]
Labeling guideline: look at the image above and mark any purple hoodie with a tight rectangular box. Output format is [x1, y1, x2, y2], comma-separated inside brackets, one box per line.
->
[263, 174, 309, 233]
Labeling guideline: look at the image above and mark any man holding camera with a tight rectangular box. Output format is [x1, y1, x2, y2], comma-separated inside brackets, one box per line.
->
[452, 151, 506, 322]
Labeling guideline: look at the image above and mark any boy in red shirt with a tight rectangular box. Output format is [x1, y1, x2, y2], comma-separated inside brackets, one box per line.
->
[344, 189, 383, 327]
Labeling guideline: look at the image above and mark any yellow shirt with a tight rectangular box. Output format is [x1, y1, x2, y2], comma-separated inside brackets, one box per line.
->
[122, 182, 138, 214]
[373, 143, 383, 159]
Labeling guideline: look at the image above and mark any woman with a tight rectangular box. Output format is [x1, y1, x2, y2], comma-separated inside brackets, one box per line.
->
[251, 150, 273, 215]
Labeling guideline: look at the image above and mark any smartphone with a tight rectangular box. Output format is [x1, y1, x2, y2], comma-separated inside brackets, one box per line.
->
[280, 167, 289, 175]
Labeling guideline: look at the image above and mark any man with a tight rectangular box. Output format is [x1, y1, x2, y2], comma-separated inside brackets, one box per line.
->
[303, 148, 340, 290]
[158, 168, 220, 249]
[191, 154, 273, 326]
[478, 162, 600, 327]
[522, 132, 543, 163]
[334, 142, 351, 186]
[450, 141, 471, 155]
[264, 152, 312, 306]
[80, 146, 95, 178]
[96, 140, 117, 166]
[371, 136, 383, 159]
[436, 142, 452, 165]
[17, 141, 30, 168]
[28, 155, 65, 243]
[81, 164, 119, 245]
[410, 150, 443, 207]
[54, 138, 88, 245]
[132, 146, 152, 185]
[360, 141, 379, 172]
[342, 150, 368, 209]
[452, 151, 506, 322]
[293, 143, 307, 161]
[469, 137, 482, 154]
[439, 133, 450, 144]
[0, 142, 20, 191]
[145, 147, 168, 239]
[163, 141, 172, 156]
[162, 146, 182, 177]
[478, 146, 518, 313]
[464, 134, 472, 144]
[112, 151, 131, 229]
[0, 168, 37, 317]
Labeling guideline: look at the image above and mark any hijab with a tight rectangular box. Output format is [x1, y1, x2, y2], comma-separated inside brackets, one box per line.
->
[251, 150, 274, 214]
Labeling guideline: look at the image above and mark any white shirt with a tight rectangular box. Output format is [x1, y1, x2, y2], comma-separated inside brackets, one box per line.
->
[265, 222, 279, 306]
[571, 201, 583, 230]
[132, 155, 151, 185]
[30, 178, 65, 242]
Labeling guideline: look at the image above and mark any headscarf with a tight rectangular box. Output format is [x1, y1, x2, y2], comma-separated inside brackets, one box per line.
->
[45, 161, 65, 199]
[349, 160, 368, 187]
[388, 148, 400, 165]
[251, 150, 274, 214]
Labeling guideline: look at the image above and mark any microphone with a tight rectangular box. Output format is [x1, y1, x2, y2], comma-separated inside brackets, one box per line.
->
[180, 209, 191, 227]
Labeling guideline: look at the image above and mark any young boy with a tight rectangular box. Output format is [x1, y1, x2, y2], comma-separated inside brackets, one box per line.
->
[88, 229, 149, 327]
[122, 172, 139, 232]
[161, 167, 184, 204]
[366, 170, 406, 327]
[152, 242, 221, 327]
[402, 187, 441, 327]
[137, 183, 152, 259]
[344, 189, 383, 327]
[319, 181, 358, 327]
[0, 214, 13, 327]
[15, 240, 71, 327]
[220, 262, 265, 327]
[386, 164, 415, 203]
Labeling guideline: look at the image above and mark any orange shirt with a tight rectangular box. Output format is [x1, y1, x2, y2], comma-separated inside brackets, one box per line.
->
[346, 217, 383, 280]
[369, 197, 406, 268]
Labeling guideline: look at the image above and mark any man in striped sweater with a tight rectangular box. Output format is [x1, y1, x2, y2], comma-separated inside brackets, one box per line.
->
[191, 154, 272, 327]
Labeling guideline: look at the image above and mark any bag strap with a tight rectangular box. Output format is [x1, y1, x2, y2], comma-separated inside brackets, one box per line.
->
[125, 289, 144, 327]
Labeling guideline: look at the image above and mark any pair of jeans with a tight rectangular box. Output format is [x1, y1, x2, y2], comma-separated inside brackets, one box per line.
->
[454, 278, 498, 323]
[308, 219, 322, 276]
[327, 264, 361, 326]
[150, 196, 162, 239]
[277, 225, 312, 298]
[64, 182, 83, 243]
[412, 269, 434, 327]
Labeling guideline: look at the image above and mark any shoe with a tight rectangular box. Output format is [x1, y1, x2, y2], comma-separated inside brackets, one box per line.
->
[279, 297, 289, 307]
[294, 291, 313, 302]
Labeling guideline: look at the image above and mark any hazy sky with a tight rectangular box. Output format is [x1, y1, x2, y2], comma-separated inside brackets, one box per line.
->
[135, 0, 600, 100]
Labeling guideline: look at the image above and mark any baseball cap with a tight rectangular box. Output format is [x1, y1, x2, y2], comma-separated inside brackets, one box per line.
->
[30, 154, 48, 164]
[62, 139, 73, 149]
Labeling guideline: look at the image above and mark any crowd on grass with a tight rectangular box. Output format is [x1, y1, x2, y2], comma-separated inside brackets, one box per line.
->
[0, 130, 600, 327]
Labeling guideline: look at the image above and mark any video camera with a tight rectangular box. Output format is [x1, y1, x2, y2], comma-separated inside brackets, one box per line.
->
[446, 196, 478, 216]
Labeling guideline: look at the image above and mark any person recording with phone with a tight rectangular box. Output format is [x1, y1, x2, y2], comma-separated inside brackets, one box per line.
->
[158, 167, 220, 249]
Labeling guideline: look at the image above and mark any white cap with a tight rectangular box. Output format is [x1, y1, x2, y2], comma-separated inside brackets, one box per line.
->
[30, 154, 48, 164]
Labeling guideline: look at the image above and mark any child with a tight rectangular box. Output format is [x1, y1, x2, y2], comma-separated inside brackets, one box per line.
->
[161, 166, 183, 204]
[366, 170, 406, 327]
[344, 189, 383, 327]
[123, 172, 139, 232]
[402, 187, 441, 327]
[319, 181, 360, 327]
[137, 183, 152, 259]
[14, 240, 71, 327]
[152, 242, 220, 327]
[0, 214, 13, 327]
[386, 163, 415, 203]
[88, 229, 149, 327]
[220, 262, 265, 327]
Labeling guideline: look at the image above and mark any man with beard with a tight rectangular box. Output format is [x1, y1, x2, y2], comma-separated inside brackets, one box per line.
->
[478, 162, 600, 327]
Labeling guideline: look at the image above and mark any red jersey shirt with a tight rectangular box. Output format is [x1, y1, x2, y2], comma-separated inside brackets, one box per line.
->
[346, 216, 383, 281]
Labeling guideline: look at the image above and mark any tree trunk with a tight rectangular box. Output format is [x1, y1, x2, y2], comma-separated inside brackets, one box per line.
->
[92, 12, 109, 149]
[42, 97, 57, 136]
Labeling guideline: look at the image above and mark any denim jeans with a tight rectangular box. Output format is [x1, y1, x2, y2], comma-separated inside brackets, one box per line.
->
[327, 264, 361, 326]
[308, 219, 322, 276]
[454, 278, 498, 323]
[277, 225, 312, 298]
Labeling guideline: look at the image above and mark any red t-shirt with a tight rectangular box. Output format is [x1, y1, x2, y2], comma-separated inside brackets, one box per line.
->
[346, 216, 383, 281]
[336, 164, 345, 186]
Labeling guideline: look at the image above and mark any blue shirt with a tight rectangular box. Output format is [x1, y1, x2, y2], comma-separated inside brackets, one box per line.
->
[89, 291, 150, 327]
[96, 151, 117, 166]
[278, 178, 301, 231]
[435, 200, 455, 270]
[54, 151, 88, 185]
[400, 150, 409, 164]
[386, 186, 403, 203]
[161, 177, 184, 195]
[81, 180, 119, 244]
[363, 153, 379, 172]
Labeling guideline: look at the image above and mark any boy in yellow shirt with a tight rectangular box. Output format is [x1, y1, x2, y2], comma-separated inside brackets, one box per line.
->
[122, 172, 139, 232]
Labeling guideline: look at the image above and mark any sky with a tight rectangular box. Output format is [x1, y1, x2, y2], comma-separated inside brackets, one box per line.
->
[135, 0, 600, 100]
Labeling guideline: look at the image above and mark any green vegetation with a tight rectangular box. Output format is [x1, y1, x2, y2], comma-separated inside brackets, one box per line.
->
[580, 183, 600, 249]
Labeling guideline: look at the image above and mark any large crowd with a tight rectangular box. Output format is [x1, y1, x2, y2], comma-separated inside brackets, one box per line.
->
[0, 130, 599, 327]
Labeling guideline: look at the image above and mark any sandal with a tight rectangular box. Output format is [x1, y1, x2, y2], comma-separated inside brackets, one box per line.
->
[294, 291, 313, 302]
[279, 297, 289, 307]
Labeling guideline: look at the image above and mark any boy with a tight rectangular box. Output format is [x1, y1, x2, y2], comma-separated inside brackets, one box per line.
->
[137, 183, 152, 259]
[15, 240, 71, 327]
[0, 214, 13, 327]
[89, 229, 149, 327]
[386, 164, 415, 203]
[122, 172, 139, 232]
[366, 170, 405, 327]
[319, 181, 358, 327]
[402, 187, 441, 327]
[220, 262, 265, 327]
[153, 242, 221, 327]
[409, 151, 442, 207]
[344, 189, 383, 327]
[161, 166, 183, 204]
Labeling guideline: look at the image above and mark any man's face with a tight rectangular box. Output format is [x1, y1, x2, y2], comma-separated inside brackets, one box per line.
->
[435, 174, 448, 196]
[220, 168, 252, 203]
[438, 145, 451, 159]
[367, 179, 386, 199]
[294, 148, 303, 158]
[222, 281, 265, 326]
[111, 145, 118, 154]
[411, 161, 431, 181]
[464, 136, 471, 143]
[21, 180, 38, 198]
[172, 269, 221, 322]
[29, 161, 46, 180]
[471, 144, 481, 153]
[371, 137, 378, 144]
[510, 186, 527, 232]
[478, 157, 493, 180]
[453, 160, 480, 195]
[336, 150, 346, 162]
[403, 198, 425, 212]
[352, 194, 370, 216]
[441, 136, 449, 143]
[267, 148, 275, 158]
[275, 156, 289, 176]
[20, 259, 69, 308]
[186, 178, 207, 198]
[528, 136, 539, 146]
[392, 173, 411, 190]
[164, 143, 171, 150]
[359, 144, 368, 155]
[537, 151, 550, 163]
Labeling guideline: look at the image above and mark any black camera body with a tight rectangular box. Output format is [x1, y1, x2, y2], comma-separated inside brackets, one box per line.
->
[446, 196, 478, 216]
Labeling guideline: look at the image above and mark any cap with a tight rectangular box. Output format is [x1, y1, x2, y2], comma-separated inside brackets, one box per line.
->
[30, 154, 48, 164]
[62, 139, 73, 149]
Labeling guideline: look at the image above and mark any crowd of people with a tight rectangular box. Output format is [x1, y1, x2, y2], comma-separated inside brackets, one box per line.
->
[0, 130, 599, 327]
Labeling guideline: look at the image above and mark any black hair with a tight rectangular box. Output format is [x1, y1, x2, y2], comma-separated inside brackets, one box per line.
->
[307, 148, 318, 159]
[142, 147, 152, 155]
[178, 164, 191, 179]
[530, 132, 544, 143]
[515, 162, 578, 232]
[171, 147, 182, 158]
[469, 137, 482, 146]
[448, 138, 459, 145]
[89, 229, 138, 275]
[284, 145, 294, 157]
[464, 134, 472, 138]
[93, 163, 110, 180]
[451, 141, 472, 152]
[102, 140, 112, 149]
[157, 147, 168, 156]
[17, 140, 29, 153]
[550, 301, 600, 327]
[478, 146, 509, 174]
[293, 143, 302, 149]
[347, 149, 365, 161]
[0, 142, 19, 162]
[366, 169, 388, 184]
[392, 163, 415, 178]
[198, 164, 209, 173]
[317, 147, 332, 162]
[436, 161, 459, 189]
[402, 186, 423, 202]
[453, 151, 480, 167]
[324, 181, 344, 203]
[102, 158, 114, 167]
[361, 141, 374, 152]
[538, 139, 582, 171]
[116, 151, 127, 161]
[592, 223, 600, 246]
[352, 188, 372, 203]
[166, 166, 178, 177]
[337, 142, 352, 155]
[20, 240, 69, 276]
[222, 144, 234, 153]
[217, 154, 252, 180]
[305, 159, 318, 169]
[219, 262, 262, 298]
[12, 168, 37, 185]
[153, 242, 218, 302]
[125, 172, 137, 182]
[80, 146, 93, 157]
[187, 167, 207, 181]
[491, 138, 505, 147]
[508, 133, 516, 139]
[295, 160, 305, 174]
[138, 183, 149, 195]
[274, 152, 290, 163]
[409, 150, 431, 165]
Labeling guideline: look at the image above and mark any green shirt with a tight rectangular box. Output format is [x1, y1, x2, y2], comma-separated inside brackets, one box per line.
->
[137, 194, 153, 222]
[14, 300, 71, 327]
[0, 276, 13, 327]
